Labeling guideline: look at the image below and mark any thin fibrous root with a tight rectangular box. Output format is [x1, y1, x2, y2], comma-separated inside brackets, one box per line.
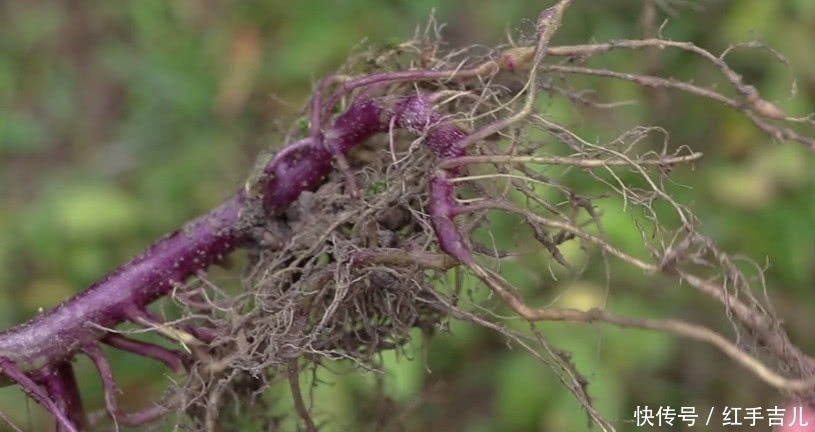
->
[465, 260, 815, 393]
[289, 360, 318, 432]
[324, 136, 362, 201]
[427, 1, 573, 265]
[438, 152, 704, 170]
[416, 0, 813, 397]
[184, 326, 219, 344]
[127, 308, 205, 353]
[83, 344, 170, 428]
[311, 0, 570, 139]
[449, 194, 815, 392]
[451, 1, 572, 151]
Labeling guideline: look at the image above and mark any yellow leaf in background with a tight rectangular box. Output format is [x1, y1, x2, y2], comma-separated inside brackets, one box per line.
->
[552, 280, 605, 311]
[752, 144, 812, 191]
[716, 110, 760, 158]
[214, 27, 261, 118]
[708, 165, 774, 210]
[548, 240, 587, 278]
[22, 278, 75, 311]
[53, 184, 143, 240]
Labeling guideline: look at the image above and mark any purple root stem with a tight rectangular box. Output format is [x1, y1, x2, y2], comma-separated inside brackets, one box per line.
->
[0, 90, 479, 428]
[320, 64, 502, 123]
[101, 335, 186, 373]
[427, 172, 476, 265]
[306, 50, 521, 199]
[125, 307, 161, 326]
[41, 361, 87, 432]
[0, 357, 78, 432]
[83, 344, 169, 427]
[0, 8, 568, 425]
[0, 192, 246, 370]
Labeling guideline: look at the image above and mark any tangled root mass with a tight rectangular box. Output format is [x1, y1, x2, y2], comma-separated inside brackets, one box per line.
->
[129, 4, 815, 431]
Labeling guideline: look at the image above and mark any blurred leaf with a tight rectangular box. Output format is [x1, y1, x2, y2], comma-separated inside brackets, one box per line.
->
[607, 296, 676, 372]
[708, 165, 774, 209]
[16, 4, 62, 48]
[752, 144, 811, 191]
[2, 1, 815, 431]
[494, 354, 552, 431]
[722, 0, 779, 40]
[380, 338, 425, 402]
[22, 277, 75, 311]
[552, 280, 605, 311]
[51, 183, 144, 240]
[0, 113, 49, 152]
[589, 198, 651, 262]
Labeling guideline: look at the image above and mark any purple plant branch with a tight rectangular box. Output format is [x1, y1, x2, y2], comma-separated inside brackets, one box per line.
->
[0, 14, 564, 428]
[84, 343, 171, 427]
[4, 0, 573, 402]
[309, 60, 492, 142]
[0, 111, 326, 368]
[0, 5, 580, 431]
[0, 193, 241, 370]
[101, 334, 186, 373]
[303, 37, 541, 191]
[0, 96, 391, 369]
[0, 357, 78, 432]
[0, 90, 474, 429]
[41, 362, 87, 432]
[318, 62, 502, 125]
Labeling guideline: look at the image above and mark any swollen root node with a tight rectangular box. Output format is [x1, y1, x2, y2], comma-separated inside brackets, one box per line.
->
[428, 172, 474, 265]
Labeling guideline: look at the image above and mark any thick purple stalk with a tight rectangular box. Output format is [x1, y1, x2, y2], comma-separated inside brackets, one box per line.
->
[42, 362, 86, 431]
[0, 94, 465, 371]
[0, 193, 243, 370]
[0, 89, 478, 432]
[0, 7, 565, 430]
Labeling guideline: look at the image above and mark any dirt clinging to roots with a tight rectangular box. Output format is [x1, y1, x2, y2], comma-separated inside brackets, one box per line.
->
[175, 126, 466, 429]
[150, 10, 815, 429]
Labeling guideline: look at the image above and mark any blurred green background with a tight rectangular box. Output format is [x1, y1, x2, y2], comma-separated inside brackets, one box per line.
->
[1, 1, 815, 431]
